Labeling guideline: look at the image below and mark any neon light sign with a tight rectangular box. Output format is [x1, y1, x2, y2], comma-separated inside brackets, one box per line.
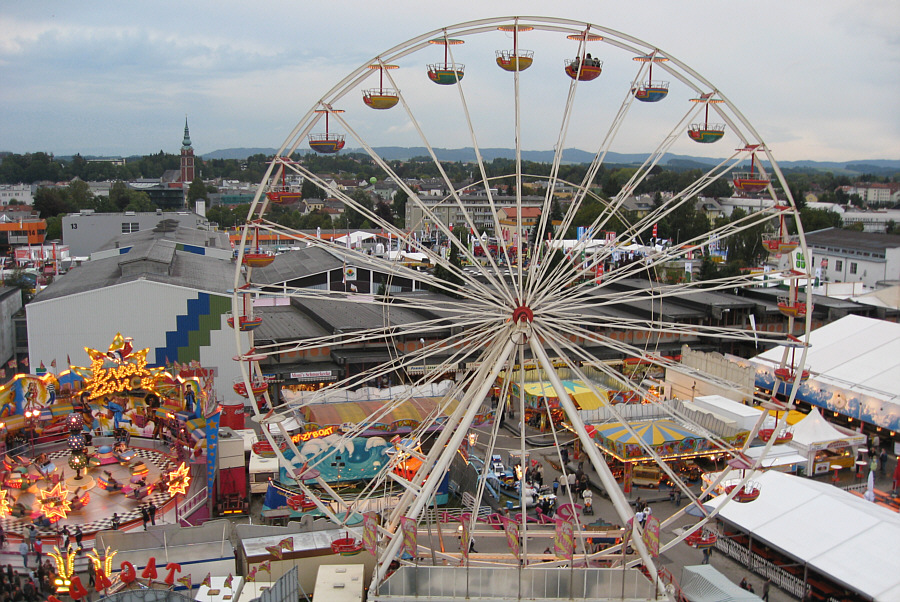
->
[291, 426, 334, 443]
[83, 334, 162, 400]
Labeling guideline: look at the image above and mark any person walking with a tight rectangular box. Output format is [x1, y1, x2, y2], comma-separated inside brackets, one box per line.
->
[18, 542, 28, 569]
[140, 506, 149, 531]
[73, 526, 82, 552]
[111, 514, 120, 530]
[762, 579, 771, 601]
[880, 448, 888, 477]
[31, 540, 41, 568]
[0, 524, 5, 549]
[26, 528, 35, 553]
[148, 502, 157, 526]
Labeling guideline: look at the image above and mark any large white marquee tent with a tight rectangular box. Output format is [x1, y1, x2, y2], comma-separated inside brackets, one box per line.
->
[707, 470, 900, 600]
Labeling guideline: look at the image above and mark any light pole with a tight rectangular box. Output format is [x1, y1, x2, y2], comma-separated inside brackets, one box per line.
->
[419, 338, 426, 382]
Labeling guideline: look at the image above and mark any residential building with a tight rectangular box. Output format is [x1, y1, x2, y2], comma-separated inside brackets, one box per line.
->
[803, 228, 900, 288]
[0, 184, 33, 206]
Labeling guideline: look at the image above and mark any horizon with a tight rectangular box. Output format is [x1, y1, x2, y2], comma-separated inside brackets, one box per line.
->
[2, 3, 899, 163]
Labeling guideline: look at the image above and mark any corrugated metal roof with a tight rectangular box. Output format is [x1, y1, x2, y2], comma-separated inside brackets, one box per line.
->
[253, 305, 330, 341]
[32, 245, 236, 303]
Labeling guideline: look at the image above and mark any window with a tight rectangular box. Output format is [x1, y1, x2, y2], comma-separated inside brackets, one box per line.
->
[835, 260, 843, 271]
[121, 222, 140, 233]
[850, 262, 857, 275]
[820, 258, 828, 270]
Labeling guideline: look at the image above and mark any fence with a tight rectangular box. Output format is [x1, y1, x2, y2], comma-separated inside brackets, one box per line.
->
[714, 536, 806, 598]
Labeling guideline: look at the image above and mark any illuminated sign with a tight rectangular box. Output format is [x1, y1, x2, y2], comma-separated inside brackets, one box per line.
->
[289, 371, 335, 380]
[82, 334, 162, 400]
[291, 426, 334, 443]
[39, 481, 73, 520]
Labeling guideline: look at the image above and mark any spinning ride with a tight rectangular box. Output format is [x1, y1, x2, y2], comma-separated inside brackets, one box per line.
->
[233, 17, 812, 600]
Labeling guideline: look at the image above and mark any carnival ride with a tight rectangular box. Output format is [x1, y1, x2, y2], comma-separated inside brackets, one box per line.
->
[232, 17, 812, 600]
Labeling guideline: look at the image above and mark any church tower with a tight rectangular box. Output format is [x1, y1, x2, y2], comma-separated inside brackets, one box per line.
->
[180, 117, 195, 187]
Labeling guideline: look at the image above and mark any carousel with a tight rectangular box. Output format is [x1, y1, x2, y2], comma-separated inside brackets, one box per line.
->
[0, 334, 213, 537]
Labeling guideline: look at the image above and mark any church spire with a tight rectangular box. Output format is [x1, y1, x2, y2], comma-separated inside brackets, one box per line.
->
[182, 116, 192, 150]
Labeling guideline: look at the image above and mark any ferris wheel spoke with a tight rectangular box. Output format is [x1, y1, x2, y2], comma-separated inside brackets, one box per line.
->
[376, 65, 519, 302]
[283, 158, 506, 307]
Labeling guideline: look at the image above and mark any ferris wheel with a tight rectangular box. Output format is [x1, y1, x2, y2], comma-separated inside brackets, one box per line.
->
[232, 16, 812, 599]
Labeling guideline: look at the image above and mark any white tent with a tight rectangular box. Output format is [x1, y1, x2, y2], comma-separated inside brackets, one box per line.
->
[707, 470, 900, 601]
[335, 231, 376, 246]
[788, 408, 865, 474]
[680, 565, 762, 602]
[751, 314, 900, 432]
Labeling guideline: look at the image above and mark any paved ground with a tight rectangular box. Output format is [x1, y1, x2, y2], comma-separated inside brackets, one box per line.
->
[478, 421, 899, 601]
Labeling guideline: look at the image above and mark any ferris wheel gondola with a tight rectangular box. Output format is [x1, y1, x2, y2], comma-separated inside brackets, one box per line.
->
[427, 37, 465, 85]
[632, 53, 669, 102]
[308, 108, 346, 154]
[363, 63, 400, 109]
[495, 24, 534, 72]
[733, 145, 772, 193]
[564, 31, 603, 81]
[688, 94, 725, 142]
[265, 157, 302, 204]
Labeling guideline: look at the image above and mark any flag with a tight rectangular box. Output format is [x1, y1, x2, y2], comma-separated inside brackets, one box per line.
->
[363, 512, 378, 555]
[400, 516, 417, 558]
[200, 573, 211, 589]
[50, 359, 57, 370]
[642, 514, 660, 558]
[259, 561, 272, 574]
[6, 360, 14, 369]
[67, 354, 71, 367]
[177, 575, 192, 590]
[265, 544, 283, 559]
[554, 520, 574, 561]
[459, 517, 470, 560]
[278, 537, 294, 552]
[652, 223, 658, 238]
[501, 516, 520, 560]
[246, 567, 257, 583]
[224, 574, 233, 590]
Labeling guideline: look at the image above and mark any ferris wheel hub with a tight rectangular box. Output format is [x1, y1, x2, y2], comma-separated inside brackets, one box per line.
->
[512, 302, 534, 324]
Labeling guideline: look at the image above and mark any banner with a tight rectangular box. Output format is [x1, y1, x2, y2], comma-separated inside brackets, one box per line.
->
[363, 512, 378, 555]
[459, 518, 470, 560]
[206, 412, 221, 498]
[623, 462, 633, 494]
[501, 517, 520, 560]
[554, 520, 574, 561]
[399, 516, 417, 558]
[642, 514, 660, 558]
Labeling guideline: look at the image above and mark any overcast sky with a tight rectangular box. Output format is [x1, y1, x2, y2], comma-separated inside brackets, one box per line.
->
[2, 1, 898, 163]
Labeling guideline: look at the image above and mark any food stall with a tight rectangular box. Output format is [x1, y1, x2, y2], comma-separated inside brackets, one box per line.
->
[787, 408, 866, 475]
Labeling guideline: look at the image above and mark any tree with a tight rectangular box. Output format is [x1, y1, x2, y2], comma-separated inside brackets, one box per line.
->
[301, 178, 320, 199]
[4, 268, 36, 303]
[124, 191, 156, 212]
[32, 187, 73, 218]
[430, 226, 464, 298]
[45, 216, 62, 241]
[67, 179, 94, 210]
[345, 190, 374, 229]
[187, 177, 209, 204]
[392, 188, 410, 228]
[374, 201, 394, 226]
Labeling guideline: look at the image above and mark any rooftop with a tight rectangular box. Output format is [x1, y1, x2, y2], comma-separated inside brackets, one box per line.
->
[805, 227, 900, 252]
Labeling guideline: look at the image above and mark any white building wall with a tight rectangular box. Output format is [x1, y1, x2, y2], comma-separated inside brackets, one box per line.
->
[26, 280, 247, 402]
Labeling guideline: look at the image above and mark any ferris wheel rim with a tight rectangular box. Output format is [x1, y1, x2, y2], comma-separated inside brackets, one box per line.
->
[232, 15, 813, 594]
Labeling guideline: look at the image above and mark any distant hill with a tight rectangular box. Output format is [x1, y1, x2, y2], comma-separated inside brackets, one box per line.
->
[202, 148, 281, 160]
[202, 146, 900, 174]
